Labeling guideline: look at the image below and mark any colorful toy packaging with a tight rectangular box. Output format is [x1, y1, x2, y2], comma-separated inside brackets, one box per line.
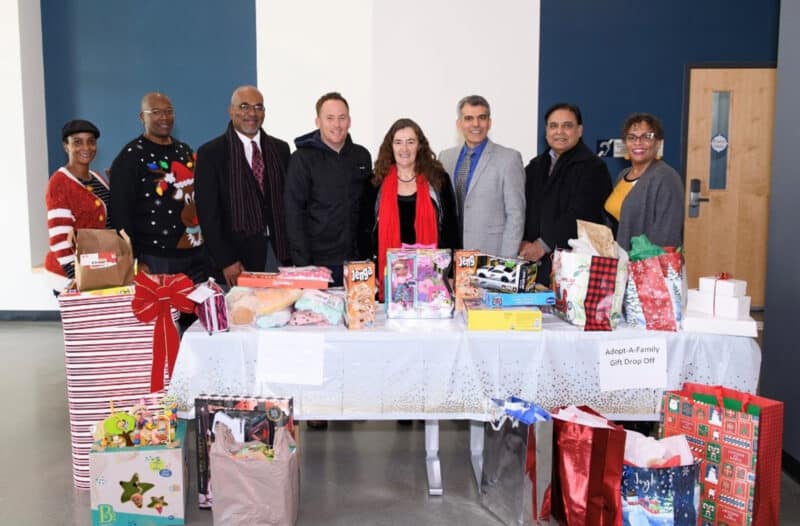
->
[343, 260, 377, 329]
[470, 254, 538, 293]
[453, 249, 482, 312]
[463, 301, 543, 331]
[194, 395, 295, 509]
[385, 248, 453, 318]
[237, 266, 332, 289]
[89, 399, 187, 525]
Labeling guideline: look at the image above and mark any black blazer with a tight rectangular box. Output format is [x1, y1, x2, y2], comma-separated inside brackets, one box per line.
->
[194, 130, 290, 272]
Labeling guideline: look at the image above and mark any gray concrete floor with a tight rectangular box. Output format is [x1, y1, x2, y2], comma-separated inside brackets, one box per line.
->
[1, 320, 798, 525]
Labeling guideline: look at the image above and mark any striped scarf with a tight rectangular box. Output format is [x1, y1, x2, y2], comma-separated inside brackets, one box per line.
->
[225, 122, 289, 261]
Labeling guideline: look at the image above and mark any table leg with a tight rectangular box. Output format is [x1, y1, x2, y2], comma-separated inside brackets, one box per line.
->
[469, 420, 484, 489]
[425, 419, 443, 496]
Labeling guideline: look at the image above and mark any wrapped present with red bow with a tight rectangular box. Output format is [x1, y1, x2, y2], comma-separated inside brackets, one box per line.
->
[131, 272, 195, 392]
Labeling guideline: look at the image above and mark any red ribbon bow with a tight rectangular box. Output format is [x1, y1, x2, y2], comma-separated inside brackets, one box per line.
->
[712, 272, 729, 316]
[131, 273, 196, 392]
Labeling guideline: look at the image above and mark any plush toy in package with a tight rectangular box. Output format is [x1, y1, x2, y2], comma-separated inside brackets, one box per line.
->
[470, 254, 537, 293]
[385, 248, 453, 318]
[75, 228, 134, 292]
[343, 260, 377, 329]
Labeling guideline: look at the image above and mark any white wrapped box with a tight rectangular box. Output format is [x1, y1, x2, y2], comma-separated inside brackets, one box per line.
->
[681, 311, 758, 337]
[698, 276, 747, 297]
[686, 289, 750, 319]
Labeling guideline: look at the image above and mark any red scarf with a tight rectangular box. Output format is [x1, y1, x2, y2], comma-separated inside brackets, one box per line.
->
[377, 165, 438, 301]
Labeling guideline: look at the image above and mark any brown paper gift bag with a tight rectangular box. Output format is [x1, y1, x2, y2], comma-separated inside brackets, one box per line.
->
[74, 229, 134, 291]
[211, 423, 299, 526]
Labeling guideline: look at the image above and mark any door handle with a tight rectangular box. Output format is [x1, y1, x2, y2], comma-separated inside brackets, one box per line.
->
[688, 178, 710, 218]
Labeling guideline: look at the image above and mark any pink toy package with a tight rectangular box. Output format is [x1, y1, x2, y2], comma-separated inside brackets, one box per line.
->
[385, 248, 453, 318]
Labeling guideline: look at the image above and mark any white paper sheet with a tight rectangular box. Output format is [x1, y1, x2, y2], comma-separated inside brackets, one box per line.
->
[598, 337, 667, 391]
[256, 331, 325, 385]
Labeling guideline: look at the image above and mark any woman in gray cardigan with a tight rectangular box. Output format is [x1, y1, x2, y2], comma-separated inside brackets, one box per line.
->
[605, 113, 684, 251]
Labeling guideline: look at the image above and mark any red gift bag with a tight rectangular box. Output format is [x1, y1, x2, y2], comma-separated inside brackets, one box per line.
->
[545, 406, 626, 526]
[660, 383, 783, 525]
[624, 250, 684, 331]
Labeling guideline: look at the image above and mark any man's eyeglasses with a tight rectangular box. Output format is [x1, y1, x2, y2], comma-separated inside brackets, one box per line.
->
[624, 132, 657, 143]
[237, 103, 265, 113]
[142, 108, 174, 118]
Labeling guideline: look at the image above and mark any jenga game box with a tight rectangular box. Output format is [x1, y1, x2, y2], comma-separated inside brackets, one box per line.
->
[344, 260, 376, 329]
[454, 250, 482, 312]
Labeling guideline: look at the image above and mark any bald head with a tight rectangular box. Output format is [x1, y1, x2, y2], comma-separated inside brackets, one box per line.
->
[229, 85, 265, 138]
[139, 92, 174, 145]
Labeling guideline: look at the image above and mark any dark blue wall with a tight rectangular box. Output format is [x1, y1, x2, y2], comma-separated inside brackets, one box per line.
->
[539, 1, 779, 180]
[41, 0, 256, 177]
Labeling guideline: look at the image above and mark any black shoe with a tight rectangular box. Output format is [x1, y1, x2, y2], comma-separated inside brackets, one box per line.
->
[307, 420, 328, 429]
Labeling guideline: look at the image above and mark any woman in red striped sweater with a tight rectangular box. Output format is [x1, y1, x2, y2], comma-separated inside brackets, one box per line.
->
[45, 120, 111, 280]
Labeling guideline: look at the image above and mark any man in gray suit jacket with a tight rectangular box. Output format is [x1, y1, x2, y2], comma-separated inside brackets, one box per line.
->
[439, 95, 525, 257]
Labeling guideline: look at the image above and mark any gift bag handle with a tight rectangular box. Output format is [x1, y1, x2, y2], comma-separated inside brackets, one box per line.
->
[712, 386, 752, 412]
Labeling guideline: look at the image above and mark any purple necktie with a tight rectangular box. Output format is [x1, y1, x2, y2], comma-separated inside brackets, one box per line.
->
[251, 140, 264, 193]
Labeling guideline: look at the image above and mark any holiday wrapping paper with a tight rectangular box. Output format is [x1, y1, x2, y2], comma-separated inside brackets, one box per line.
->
[58, 288, 174, 489]
[661, 384, 783, 525]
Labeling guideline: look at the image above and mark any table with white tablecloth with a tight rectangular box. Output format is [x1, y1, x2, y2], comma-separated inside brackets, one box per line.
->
[168, 312, 760, 494]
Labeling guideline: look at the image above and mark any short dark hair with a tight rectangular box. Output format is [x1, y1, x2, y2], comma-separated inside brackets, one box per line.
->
[457, 95, 491, 117]
[544, 103, 583, 125]
[315, 92, 349, 115]
[622, 113, 664, 140]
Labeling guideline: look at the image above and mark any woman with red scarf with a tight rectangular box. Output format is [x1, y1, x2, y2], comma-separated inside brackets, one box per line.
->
[373, 118, 460, 301]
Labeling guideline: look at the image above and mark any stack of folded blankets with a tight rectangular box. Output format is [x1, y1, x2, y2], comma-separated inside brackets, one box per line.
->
[682, 275, 757, 337]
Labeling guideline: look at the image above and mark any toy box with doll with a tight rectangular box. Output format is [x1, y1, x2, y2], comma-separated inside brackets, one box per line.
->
[385, 248, 453, 318]
[344, 260, 377, 329]
[453, 249, 482, 312]
[194, 395, 295, 509]
[471, 255, 537, 293]
[89, 400, 187, 525]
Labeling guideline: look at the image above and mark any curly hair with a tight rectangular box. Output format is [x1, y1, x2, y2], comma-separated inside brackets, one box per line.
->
[372, 118, 447, 192]
[622, 113, 664, 140]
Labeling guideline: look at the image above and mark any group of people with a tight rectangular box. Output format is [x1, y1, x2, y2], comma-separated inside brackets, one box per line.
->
[45, 86, 685, 291]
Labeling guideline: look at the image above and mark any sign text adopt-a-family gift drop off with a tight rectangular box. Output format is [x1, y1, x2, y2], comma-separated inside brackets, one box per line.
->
[598, 338, 668, 391]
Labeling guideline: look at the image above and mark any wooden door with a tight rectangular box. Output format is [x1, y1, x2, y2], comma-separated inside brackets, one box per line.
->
[684, 68, 775, 307]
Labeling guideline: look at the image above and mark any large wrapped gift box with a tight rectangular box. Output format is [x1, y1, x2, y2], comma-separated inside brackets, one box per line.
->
[89, 421, 188, 525]
[58, 287, 173, 489]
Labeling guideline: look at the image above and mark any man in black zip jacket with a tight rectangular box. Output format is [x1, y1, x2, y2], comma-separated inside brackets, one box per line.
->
[284, 92, 373, 286]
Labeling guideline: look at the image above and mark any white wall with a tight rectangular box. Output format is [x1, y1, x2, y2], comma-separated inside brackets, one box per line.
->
[257, 0, 540, 161]
[0, 0, 55, 311]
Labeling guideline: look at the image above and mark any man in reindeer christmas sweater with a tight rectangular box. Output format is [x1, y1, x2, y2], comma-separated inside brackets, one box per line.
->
[110, 92, 211, 283]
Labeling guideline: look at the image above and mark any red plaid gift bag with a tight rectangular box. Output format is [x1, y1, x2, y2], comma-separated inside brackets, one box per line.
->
[553, 249, 628, 331]
[661, 383, 783, 525]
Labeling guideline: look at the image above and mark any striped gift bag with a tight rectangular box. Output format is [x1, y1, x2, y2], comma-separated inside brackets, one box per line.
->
[57, 287, 173, 489]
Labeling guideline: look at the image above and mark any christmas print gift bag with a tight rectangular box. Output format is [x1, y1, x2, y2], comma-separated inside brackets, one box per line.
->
[546, 406, 626, 526]
[624, 235, 684, 331]
[621, 462, 701, 525]
[552, 249, 628, 331]
[480, 397, 553, 525]
[660, 383, 783, 526]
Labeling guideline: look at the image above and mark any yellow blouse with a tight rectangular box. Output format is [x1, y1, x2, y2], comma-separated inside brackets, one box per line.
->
[604, 176, 637, 221]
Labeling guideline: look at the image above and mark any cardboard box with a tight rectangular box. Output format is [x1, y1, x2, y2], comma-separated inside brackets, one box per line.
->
[698, 276, 747, 297]
[385, 249, 453, 318]
[454, 250, 482, 312]
[482, 290, 555, 308]
[464, 301, 543, 331]
[237, 271, 328, 289]
[90, 421, 188, 525]
[471, 255, 537, 293]
[194, 395, 295, 509]
[687, 289, 751, 319]
[343, 260, 377, 329]
[681, 311, 758, 337]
